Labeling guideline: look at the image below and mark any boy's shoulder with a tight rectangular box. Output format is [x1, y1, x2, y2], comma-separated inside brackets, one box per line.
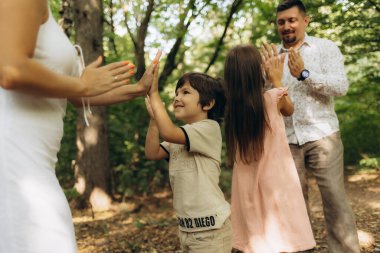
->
[181, 119, 221, 136]
[184, 119, 220, 128]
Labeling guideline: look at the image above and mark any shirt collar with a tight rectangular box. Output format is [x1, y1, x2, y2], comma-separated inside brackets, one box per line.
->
[279, 33, 312, 53]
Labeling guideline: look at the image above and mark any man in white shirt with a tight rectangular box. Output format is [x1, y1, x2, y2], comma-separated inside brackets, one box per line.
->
[269, 1, 361, 252]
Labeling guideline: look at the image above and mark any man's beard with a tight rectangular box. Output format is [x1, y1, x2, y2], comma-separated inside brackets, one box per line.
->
[283, 36, 297, 44]
[282, 30, 297, 44]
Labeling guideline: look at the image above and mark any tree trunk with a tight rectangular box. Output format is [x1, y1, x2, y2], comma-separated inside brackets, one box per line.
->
[59, 0, 74, 37]
[72, 0, 112, 212]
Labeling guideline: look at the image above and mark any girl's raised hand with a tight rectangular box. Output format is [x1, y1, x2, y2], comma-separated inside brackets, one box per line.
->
[261, 42, 285, 87]
[80, 57, 135, 97]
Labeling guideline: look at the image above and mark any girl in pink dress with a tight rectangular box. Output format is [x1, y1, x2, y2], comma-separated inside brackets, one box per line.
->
[223, 44, 316, 253]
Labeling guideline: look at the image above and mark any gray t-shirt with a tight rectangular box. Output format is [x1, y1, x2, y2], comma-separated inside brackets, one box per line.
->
[161, 119, 230, 232]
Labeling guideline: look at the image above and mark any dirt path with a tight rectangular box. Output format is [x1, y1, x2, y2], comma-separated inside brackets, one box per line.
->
[74, 170, 380, 253]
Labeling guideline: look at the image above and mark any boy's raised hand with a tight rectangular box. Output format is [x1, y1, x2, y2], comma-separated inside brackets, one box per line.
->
[145, 95, 155, 120]
[138, 49, 162, 94]
[149, 62, 160, 96]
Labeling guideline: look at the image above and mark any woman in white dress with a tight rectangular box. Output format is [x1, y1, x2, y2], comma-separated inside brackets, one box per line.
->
[0, 1, 161, 252]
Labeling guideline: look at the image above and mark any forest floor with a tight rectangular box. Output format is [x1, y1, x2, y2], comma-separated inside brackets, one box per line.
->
[73, 169, 380, 253]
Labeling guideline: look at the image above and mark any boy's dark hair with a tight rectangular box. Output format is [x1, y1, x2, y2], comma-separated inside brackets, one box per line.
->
[175, 72, 226, 124]
[276, 0, 307, 14]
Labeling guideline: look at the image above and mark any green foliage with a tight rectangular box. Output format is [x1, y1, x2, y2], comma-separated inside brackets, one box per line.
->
[56, 104, 77, 188]
[64, 188, 80, 202]
[56, 0, 380, 197]
[107, 97, 170, 196]
[359, 157, 380, 170]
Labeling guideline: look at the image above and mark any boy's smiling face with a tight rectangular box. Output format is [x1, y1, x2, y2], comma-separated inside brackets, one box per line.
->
[173, 82, 209, 124]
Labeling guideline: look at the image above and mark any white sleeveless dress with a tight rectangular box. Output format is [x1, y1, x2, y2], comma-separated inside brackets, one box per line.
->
[0, 9, 79, 253]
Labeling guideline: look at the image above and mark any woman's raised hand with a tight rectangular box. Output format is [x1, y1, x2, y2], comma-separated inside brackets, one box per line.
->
[80, 56, 135, 97]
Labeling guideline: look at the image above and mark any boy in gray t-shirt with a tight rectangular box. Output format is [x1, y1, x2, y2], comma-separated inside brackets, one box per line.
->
[145, 67, 231, 252]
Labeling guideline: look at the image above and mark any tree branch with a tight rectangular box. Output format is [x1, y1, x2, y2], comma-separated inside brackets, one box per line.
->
[159, 0, 200, 87]
[367, 0, 380, 12]
[107, 0, 119, 58]
[134, 0, 155, 79]
[124, 12, 137, 48]
[205, 0, 244, 73]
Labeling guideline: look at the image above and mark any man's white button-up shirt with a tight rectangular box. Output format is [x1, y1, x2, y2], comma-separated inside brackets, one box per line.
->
[278, 34, 349, 145]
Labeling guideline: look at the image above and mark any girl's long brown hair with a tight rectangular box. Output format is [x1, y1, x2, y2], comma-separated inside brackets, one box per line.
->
[224, 45, 269, 167]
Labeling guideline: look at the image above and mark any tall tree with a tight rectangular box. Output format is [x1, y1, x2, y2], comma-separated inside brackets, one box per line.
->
[72, 0, 112, 211]
[158, 0, 210, 87]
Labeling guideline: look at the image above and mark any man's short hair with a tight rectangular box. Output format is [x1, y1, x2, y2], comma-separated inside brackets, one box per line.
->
[276, 0, 307, 14]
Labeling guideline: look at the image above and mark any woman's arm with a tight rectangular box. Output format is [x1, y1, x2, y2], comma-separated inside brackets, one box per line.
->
[69, 51, 162, 106]
[0, 0, 130, 98]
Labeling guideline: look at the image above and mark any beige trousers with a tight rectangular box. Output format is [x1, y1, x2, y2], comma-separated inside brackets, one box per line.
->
[290, 132, 360, 253]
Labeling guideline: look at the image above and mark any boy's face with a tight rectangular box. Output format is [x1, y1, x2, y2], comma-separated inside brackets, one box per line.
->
[173, 82, 208, 124]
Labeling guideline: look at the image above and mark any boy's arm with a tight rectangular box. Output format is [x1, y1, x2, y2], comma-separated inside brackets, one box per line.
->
[148, 63, 186, 145]
[145, 119, 168, 160]
[149, 93, 186, 144]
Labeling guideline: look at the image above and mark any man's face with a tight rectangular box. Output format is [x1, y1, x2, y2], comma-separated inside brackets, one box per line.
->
[276, 6, 309, 48]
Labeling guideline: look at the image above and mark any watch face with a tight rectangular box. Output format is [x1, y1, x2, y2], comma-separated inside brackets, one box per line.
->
[302, 70, 310, 78]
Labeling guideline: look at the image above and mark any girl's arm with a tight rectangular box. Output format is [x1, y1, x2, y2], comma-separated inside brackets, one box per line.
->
[272, 81, 294, 116]
[144, 96, 168, 160]
[148, 63, 186, 145]
[0, 0, 131, 98]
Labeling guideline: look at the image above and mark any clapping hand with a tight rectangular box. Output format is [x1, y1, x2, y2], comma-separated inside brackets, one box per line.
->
[80, 57, 136, 97]
[288, 47, 304, 79]
[148, 61, 160, 96]
[144, 56, 160, 120]
[138, 50, 162, 94]
[261, 42, 285, 88]
[145, 95, 155, 120]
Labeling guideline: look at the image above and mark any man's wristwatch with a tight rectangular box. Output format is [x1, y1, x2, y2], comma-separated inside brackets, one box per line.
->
[297, 69, 310, 81]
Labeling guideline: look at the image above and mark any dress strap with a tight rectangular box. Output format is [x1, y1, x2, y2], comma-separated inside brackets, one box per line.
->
[74, 45, 92, 127]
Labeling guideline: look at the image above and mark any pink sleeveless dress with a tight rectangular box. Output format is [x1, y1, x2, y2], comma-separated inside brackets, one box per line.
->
[231, 88, 316, 253]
